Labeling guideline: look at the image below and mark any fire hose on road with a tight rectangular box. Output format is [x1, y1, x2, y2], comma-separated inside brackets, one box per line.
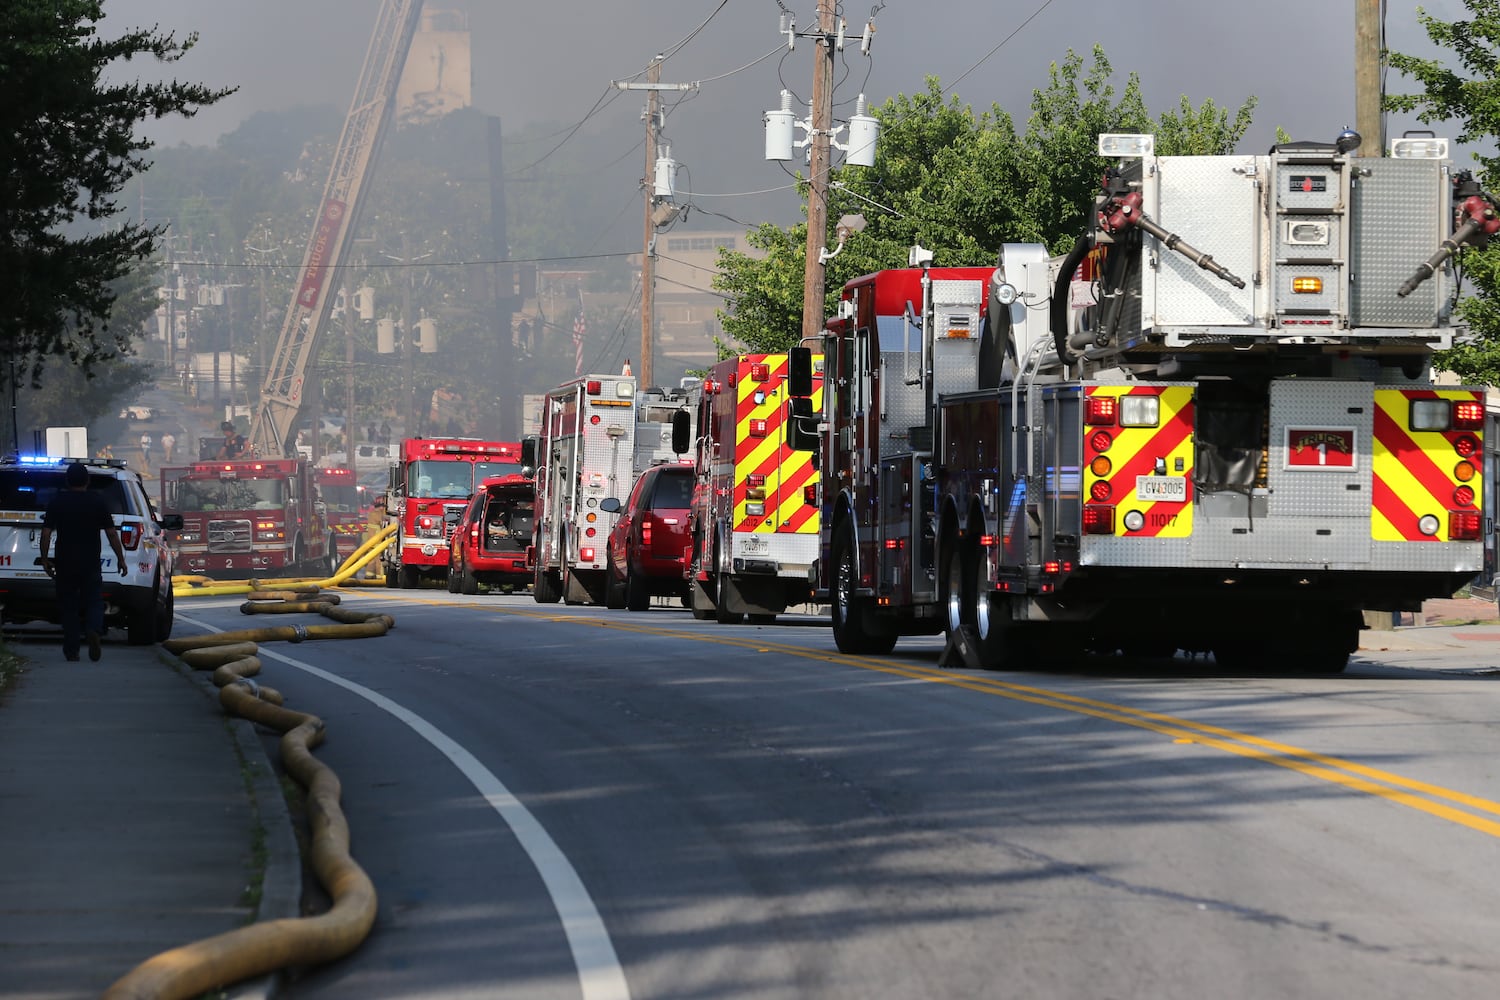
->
[103, 589, 395, 1000]
[171, 521, 397, 598]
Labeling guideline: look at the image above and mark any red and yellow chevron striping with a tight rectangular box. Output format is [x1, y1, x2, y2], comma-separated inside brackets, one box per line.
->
[731, 354, 822, 534]
[1082, 385, 1195, 538]
[1372, 388, 1484, 542]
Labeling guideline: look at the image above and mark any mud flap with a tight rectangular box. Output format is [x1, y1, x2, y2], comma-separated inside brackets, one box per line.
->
[937, 624, 984, 670]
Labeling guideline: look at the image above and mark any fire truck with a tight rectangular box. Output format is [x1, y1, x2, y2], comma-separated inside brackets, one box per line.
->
[790, 131, 1487, 673]
[684, 354, 822, 624]
[634, 382, 699, 472]
[162, 458, 333, 578]
[379, 437, 522, 588]
[313, 464, 365, 568]
[529, 372, 638, 605]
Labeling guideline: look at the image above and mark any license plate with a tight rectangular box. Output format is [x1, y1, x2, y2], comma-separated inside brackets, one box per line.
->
[1136, 475, 1186, 502]
[738, 535, 769, 556]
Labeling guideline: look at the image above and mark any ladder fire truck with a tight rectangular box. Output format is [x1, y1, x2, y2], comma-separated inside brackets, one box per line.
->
[379, 437, 522, 588]
[685, 353, 822, 624]
[168, 2, 426, 580]
[791, 131, 1487, 673]
[528, 371, 638, 605]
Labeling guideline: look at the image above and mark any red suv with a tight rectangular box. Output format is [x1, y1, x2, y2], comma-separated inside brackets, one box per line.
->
[602, 462, 694, 611]
[446, 474, 534, 594]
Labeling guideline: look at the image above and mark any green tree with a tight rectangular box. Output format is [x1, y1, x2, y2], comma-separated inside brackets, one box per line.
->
[1, 1, 233, 391]
[1387, 1, 1500, 383]
[715, 47, 1255, 353]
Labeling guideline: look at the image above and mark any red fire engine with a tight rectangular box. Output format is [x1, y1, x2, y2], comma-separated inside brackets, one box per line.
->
[313, 465, 365, 569]
[791, 132, 1487, 673]
[162, 458, 333, 578]
[684, 354, 821, 624]
[379, 437, 522, 588]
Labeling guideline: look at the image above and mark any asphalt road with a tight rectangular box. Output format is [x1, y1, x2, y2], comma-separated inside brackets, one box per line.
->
[173, 591, 1500, 999]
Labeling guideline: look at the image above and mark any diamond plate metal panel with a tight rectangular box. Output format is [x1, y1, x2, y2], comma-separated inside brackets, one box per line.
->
[1350, 157, 1445, 327]
[1146, 156, 1259, 328]
[878, 354, 928, 447]
[1268, 380, 1372, 519]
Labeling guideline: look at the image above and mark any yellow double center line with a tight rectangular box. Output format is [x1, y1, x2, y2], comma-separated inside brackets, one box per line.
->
[379, 593, 1500, 840]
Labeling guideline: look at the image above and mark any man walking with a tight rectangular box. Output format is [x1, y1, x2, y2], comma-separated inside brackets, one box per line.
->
[39, 463, 128, 661]
[160, 431, 176, 465]
[139, 431, 153, 466]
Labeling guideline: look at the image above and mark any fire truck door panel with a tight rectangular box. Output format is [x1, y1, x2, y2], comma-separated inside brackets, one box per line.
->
[1350, 156, 1446, 328]
[1143, 155, 1258, 331]
[1042, 389, 1082, 567]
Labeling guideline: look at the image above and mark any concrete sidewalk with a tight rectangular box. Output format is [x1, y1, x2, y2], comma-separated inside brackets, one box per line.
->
[0, 635, 297, 1000]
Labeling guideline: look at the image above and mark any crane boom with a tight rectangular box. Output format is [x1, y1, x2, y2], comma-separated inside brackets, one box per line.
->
[249, 0, 426, 458]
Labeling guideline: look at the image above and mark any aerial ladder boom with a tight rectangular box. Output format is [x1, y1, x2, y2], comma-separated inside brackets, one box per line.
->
[249, 0, 426, 458]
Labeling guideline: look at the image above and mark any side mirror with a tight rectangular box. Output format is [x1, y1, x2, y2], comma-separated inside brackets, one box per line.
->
[160, 513, 184, 531]
[787, 347, 814, 398]
[671, 409, 691, 456]
[787, 397, 819, 452]
[599, 497, 622, 514]
[520, 435, 538, 470]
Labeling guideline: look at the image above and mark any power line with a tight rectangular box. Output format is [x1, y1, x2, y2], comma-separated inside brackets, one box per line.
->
[945, 0, 1060, 95]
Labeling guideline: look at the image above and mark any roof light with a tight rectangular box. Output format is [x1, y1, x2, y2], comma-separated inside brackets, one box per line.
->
[1097, 133, 1154, 158]
[1390, 136, 1449, 159]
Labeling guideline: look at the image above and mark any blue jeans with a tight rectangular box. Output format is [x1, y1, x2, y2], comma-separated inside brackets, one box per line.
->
[55, 569, 105, 657]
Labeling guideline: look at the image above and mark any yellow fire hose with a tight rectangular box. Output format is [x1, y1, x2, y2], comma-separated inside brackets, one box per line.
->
[173, 522, 397, 598]
[103, 591, 392, 1000]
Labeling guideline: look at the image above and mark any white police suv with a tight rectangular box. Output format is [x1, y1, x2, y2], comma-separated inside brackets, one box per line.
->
[0, 455, 182, 644]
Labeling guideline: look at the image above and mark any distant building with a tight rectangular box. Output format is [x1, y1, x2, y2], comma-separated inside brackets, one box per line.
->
[397, 8, 472, 123]
[638, 230, 763, 375]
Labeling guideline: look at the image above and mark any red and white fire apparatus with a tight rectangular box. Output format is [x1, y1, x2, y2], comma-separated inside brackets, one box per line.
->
[162, 458, 333, 578]
[313, 464, 365, 568]
[529, 372, 638, 605]
[685, 353, 822, 624]
[791, 131, 1487, 673]
[379, 437, 522, 588]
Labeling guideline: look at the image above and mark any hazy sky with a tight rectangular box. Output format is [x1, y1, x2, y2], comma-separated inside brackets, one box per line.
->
[104, 1, 1473, 242]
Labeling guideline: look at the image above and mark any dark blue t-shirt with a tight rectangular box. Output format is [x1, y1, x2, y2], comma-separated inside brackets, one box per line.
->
[43, 489, 115, 573]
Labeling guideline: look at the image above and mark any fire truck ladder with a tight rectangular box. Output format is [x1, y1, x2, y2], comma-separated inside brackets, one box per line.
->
[249, 0, 426, 459]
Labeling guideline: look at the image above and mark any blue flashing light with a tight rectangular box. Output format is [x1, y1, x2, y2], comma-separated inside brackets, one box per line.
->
[17, 454, 62, 465]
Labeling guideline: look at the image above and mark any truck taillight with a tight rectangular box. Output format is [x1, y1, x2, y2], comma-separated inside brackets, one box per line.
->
[750, 362, 770, 381]
[1453, 400, 1484, 430]
[118, 521, 142, 551]
[803, 484, 817, 506]
[1082, 504, 1115, 534]
[586, 380, 601, 395]
[1086, 395, 1117, 426]
[1450, 510, 1482, 540]
[580, 547, 595, 562]
[749, 419, 768, 437]
[641, 518, 652, 547]
[747, 473, 766, 487]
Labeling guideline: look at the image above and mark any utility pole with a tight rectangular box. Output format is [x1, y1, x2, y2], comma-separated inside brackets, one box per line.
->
[401, 231, 415, 436]
[641, 55, 661, 388]
[801, 0, 837, 340]
[343, 276, 357, 473]
[615, 59, 696, 389]
[1355, 0, 1383, 155]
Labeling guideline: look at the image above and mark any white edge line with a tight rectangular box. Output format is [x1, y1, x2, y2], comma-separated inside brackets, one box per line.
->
[177, 612, 632, 1000]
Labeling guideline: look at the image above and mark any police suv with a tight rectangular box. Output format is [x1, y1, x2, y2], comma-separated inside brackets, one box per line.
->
[0, 455, 182, 644]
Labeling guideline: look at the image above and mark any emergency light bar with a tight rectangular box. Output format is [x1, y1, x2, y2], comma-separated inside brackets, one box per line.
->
[1097, 133, 1154, 158]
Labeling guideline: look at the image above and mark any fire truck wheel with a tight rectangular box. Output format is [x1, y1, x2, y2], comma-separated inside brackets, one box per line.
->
[972, 556, 1026, 670]
[533, 568, 561, 604]
[399, 565, 420, 589]
[625, 567, 650, 612]
[830, 521, 896, 655]
[940, 534, 972, 638]
[384, 564, 399, 588]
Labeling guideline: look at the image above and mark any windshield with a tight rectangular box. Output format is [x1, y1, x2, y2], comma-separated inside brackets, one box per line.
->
[473, 459, 520, 482]
[178, 478, 286, 510]
[408, 460, 476, 499]
[320, 484, 360, 512]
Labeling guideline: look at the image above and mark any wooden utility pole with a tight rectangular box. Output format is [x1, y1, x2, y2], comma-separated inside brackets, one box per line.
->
[641, 55, 662, 387]
[800, 0, 838, 339]
[615, 60, 696, 388]
[1355, 0, 1383, 155]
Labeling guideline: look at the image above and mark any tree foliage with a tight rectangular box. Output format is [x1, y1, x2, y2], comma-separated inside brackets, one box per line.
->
[714, 47, 1256, 353]
[0, 0, 233, 388]
[1387, 1, 1500, 383]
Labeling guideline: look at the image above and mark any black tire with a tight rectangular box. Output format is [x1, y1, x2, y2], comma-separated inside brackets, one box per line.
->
[384, 563, 398, 588]
[153, 579, 175, 643]
[533, 567, 561, 604]
[940, 532, 971, 646]
[830, 520, 897, 655]
[291, 540, 305, 577]
[604, 550, 626, 609]
[126, 576, 160, 646]
[714, 568, 744, 625]
[972, 542, 1025, 669]
[447, 556, 461, 593]
[459, 566, 479, 595]
[625, 566, 650, 612]
[399, 564, 420, 589]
